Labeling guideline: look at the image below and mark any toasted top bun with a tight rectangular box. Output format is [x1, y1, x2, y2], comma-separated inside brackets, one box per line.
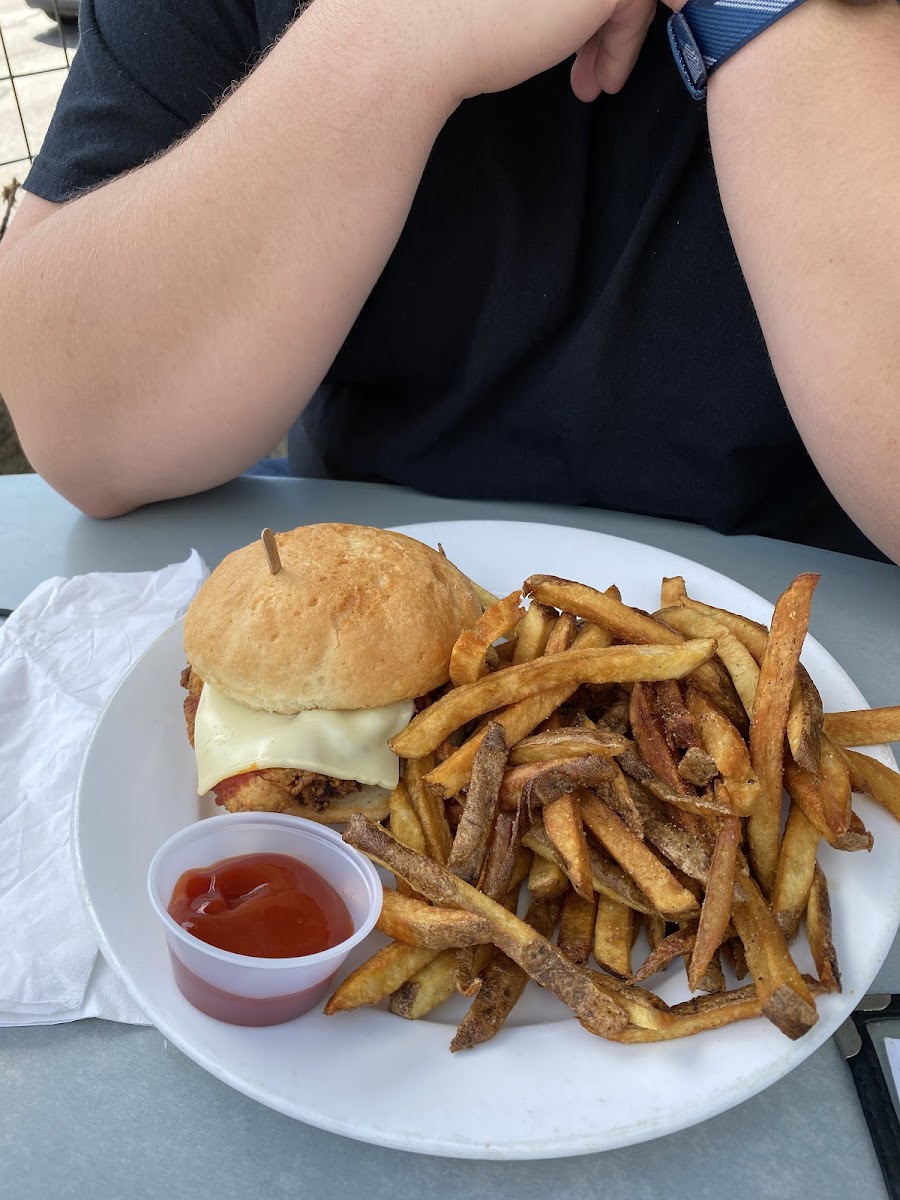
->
[184, 523, 482, 712]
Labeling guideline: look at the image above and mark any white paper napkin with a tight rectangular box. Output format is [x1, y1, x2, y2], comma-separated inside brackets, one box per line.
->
[0, 552, 208, 1025]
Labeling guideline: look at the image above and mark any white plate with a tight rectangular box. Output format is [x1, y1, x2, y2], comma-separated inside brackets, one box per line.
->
[74, 520, 900, 1159]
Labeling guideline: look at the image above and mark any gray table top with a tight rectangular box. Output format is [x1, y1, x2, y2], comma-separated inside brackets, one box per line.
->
[1, 473, 898, 1200]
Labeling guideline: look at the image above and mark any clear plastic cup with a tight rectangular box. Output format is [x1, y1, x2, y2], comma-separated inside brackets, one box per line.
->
[147, 812, 382, 1026]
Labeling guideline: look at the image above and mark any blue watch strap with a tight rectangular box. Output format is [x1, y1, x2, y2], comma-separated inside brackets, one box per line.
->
[668, 0, 809, 99]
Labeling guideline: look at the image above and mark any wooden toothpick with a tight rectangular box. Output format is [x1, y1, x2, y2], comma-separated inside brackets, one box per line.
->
[261, 528, 282, 575]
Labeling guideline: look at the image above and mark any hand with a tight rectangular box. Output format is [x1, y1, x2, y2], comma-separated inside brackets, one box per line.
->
[343, 0, 658, 105]
[570, 0, 660, 100]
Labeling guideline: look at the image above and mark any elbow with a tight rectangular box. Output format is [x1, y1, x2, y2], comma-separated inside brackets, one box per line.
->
[14, 427, 143, 520]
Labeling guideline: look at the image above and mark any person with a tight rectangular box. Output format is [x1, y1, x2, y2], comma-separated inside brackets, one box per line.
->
[0, 0, 897, 564]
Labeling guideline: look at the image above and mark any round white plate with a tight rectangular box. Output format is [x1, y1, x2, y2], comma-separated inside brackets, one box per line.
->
[74, 520, 900, 1159]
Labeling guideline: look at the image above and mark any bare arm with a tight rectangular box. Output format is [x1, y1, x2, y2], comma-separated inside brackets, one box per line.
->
[705, 0, 900, 562]
[0, 0, 654, 518]
[0, 5, 453, 516]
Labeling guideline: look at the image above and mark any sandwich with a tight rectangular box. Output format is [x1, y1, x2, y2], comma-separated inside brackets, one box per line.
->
[180, 523, 482, 822]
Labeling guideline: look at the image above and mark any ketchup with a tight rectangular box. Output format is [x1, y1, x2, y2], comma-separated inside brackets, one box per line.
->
[167, 852, 352, 958]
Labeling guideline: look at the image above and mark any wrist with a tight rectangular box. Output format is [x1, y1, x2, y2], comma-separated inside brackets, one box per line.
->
[289, 0, 459, 127]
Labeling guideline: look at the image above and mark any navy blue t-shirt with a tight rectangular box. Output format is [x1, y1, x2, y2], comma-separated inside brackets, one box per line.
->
[26, 0, 884, 558]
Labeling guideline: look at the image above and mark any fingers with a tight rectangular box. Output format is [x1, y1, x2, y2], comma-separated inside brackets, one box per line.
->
[570, 0, 657, 101]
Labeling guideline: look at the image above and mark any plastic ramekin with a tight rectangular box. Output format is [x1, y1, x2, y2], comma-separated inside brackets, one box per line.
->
[147, 812, 382, 1026]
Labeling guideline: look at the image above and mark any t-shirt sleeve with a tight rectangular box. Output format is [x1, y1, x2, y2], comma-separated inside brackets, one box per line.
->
[25, 0, 260, 201]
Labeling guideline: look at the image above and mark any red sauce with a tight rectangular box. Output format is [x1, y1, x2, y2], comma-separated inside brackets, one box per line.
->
[168, 952, 337, 1026]
[167, 852, 353, 958]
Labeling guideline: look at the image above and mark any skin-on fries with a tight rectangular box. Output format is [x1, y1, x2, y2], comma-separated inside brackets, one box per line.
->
[679, 596, 825, 776]
[771, 804, 820, 943]
[449, 591, 524, 687]
[542, 792, 593, 901]
[558, 889, 598, 965]
[579, 793, 699, 920]
[324, 942, 440, 1014]
[390, 640, 717, 760]
[322, 566, 900, 1056]
[377, 889, 489, 949]
[689, 815, 740, 990]
[426, 623, 615, 797]
[344, 815, 630, 1038]
[593, 895, 633, 979]
[747, 574, 819, 895]
[404, 754, 452, 865]
[824, 707, 900, 747]
[524, 575, 745, 727]
[447, 722, 507, 885]
[451, 896, 564, 1052]
[842, 747, 900, 821]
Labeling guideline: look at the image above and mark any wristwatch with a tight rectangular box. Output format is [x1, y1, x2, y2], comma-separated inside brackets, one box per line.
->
[668, 0, 810, 99]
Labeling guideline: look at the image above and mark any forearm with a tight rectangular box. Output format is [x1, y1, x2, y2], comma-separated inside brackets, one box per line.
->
[706, 0, 900, 561]
[0, 1, 450, 516]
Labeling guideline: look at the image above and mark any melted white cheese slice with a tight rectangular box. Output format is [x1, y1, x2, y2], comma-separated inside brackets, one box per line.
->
[193, 682, 414, 796]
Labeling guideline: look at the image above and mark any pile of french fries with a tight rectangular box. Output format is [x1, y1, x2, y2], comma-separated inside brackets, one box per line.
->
[326, 571, 900, 1051]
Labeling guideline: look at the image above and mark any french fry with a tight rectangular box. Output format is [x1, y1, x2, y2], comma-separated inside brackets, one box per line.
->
[324, 942, 440, 1014]
[806, 864, 841, 993]
[584, 973, 677, 1031]
[838, 808, 874, 853]
[597, 761, 645, 836]
[731, 870, 818, 1039]
[723, 936, 749, 982]
[388, 781, 428, 898]
[628, 784, 714, 885]
[390, 945, 495, 1020]
[499, 755, 616, 811]
[543, 792, 593, 900]
[787, 670, 825, 778]
[684, 687, 759, 816]
[616, 748, 733, 819]
[770, 804, 820, 943]
[783, 740, 854, 847]
[524, 575, 744, 726]
[630, 682, 697, 797]
[610, 985, 765, 1042]
[631, 926, 695, 984]
[824, 707, 900, 747]
[389, 783, 426, 854]
[579, 793, 700, 920]
[692, 952, 726, 995]
[456, 811, 522, 996]
[426, 624, 614, 797]
[377, 889, 490, 949]
[680, 596, 823, 774]
[450, 897, 564, 1052]
[660, 575, 687, 607]
[390, 883, 522, 1020]
[593, 895, 634, 979]
[523, 819, 657, 916]
[558, 888, 598, 964]
[544, 612, 578, 655]
[447, 722, 507, 885]
[688, 815, 741, 991]
[390, 640, 717, 760]
[404, 754, 453, 865]
[507, 727, 629, 765]
[527, 852, 570, 900]
[747, 574, 819, 895]
[449, 591, 524, 687]
[658, 605, 758, 722]
[842, 747, 900, 821]
[654, 680, 701, 752]
[645, 912, 666, 952]
[512, 601, 557, 664]
[344, 815, 630, 1037]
